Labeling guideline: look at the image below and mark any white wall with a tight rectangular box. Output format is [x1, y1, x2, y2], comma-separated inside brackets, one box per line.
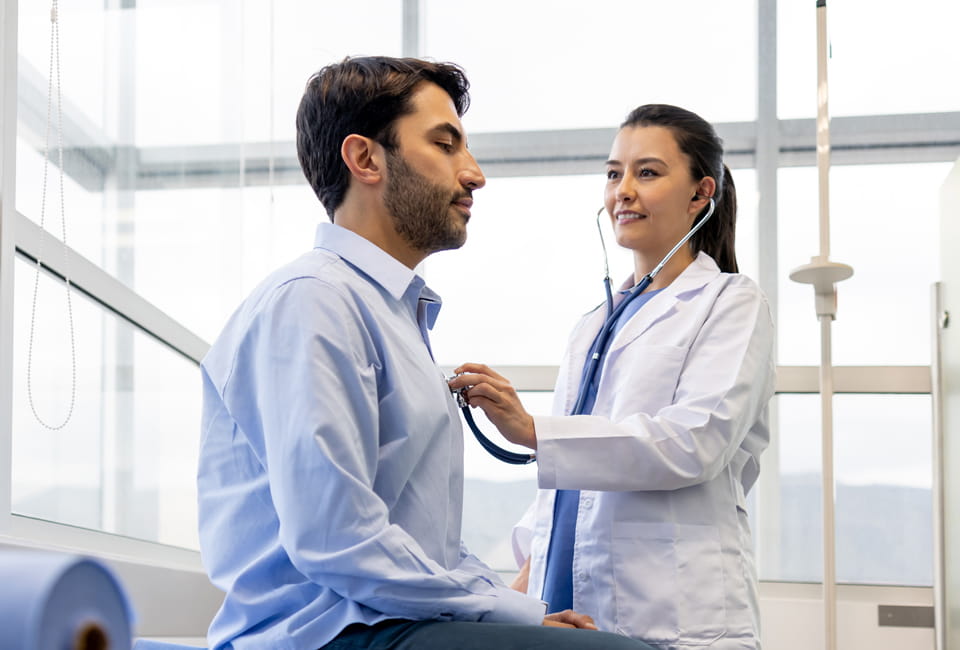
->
[761, 583, 933, 649]
[939, 157, 960, 648]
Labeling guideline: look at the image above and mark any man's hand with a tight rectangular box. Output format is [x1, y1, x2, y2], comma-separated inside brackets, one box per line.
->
[449, 363, 537, 449]
[543, 610, 598, 630]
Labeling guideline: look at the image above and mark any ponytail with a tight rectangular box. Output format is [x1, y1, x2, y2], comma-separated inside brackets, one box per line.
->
[691, 164, 738, 273]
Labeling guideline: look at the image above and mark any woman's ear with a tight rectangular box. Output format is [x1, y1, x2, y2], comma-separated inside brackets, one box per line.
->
[693, 176, 717, 203]
[690, 177, 718, 218]
[341, 134, 384, 186]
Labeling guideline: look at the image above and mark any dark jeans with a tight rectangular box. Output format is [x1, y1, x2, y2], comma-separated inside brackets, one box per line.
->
[322, 619, 655, 650]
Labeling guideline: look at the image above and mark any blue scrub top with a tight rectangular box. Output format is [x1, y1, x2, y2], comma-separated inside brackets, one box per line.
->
[541, 288, 663, 613]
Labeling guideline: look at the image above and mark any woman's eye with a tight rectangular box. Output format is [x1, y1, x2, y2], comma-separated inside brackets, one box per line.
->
[639, 168, 657, 177]
[606, 169, 620, 180]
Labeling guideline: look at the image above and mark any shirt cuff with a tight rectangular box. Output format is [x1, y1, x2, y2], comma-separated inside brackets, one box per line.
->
[480, 585, 547, 625]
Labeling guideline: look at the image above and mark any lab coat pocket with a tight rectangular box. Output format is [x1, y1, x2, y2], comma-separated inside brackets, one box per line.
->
[601, 344, 687, 416]
[611, 521, 725, 645]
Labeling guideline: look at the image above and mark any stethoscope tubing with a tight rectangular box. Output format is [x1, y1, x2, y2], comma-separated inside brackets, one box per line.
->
[570, 273, 653, 416]
[461, 405, 536, 465]
[572, 198, 716, 416]
[461, 198, 716, 465]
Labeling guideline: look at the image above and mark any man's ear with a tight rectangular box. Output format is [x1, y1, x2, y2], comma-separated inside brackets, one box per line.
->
[341, 134, 384, 186]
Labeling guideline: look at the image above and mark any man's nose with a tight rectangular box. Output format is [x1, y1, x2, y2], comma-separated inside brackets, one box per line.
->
[460, 152, 486, 190]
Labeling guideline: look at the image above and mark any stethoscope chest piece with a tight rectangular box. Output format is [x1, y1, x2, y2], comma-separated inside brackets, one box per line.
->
[447, 375, 536, 465]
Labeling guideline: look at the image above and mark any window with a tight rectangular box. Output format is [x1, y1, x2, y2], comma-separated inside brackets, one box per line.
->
[6, 0, 401, 548]
[428, 171, 759, 367]
[778, 163, 947, 366]
[424, 0, 758, 132]
[12, 258, 201, 548]
[767, 393, 933, 586]
[461, 392, 545, 571]
[14, 0, 401, 336]
[778, 0, 960, 119]
[2, 0, 955, 596]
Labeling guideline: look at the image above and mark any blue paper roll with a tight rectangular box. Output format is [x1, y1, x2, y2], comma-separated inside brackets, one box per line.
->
[0, 550, 134, 650]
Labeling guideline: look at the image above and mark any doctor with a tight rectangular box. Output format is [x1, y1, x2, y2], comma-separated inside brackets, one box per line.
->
[450, 104, 775, 649]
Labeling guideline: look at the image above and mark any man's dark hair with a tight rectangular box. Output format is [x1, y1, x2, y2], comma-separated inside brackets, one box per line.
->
[296, 56, 471, 220]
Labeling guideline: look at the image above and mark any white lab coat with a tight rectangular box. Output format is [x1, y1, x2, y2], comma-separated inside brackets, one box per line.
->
[513, 252, 775, 650]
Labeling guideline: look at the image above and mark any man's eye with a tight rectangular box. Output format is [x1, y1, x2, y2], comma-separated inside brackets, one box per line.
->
[437, 142, 454, 152]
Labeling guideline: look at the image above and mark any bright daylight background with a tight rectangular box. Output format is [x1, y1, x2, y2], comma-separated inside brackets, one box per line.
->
[8, 0, 958, 585]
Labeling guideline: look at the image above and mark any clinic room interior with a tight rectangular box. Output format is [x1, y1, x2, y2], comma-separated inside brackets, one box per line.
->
[1, 1, 960, 649]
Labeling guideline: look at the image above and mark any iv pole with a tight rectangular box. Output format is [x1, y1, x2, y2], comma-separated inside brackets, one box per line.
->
[788, 2, 853, 649]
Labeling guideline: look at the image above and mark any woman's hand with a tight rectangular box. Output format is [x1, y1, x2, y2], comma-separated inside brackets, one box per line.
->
[449, 363, 537, 450]
[543, 610, 599, 630]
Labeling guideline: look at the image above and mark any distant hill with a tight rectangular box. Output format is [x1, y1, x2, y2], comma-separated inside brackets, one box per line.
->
[16, 473, 932, 586]
[776, 473, 932, 585]
[463, 474, 933, 586]
[462, 478, 538, 571]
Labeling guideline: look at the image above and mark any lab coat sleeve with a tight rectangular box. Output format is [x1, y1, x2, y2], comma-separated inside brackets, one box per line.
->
[223, 279, 545, 626]
[534, 281, 775, 492]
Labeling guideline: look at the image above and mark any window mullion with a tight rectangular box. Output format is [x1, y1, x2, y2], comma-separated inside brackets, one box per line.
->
[0, 0, 20, 532]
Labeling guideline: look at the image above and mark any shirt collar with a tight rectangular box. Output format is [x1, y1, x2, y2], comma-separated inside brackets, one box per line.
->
[314, 222, 421, 301]
[314, 223, 444, 329]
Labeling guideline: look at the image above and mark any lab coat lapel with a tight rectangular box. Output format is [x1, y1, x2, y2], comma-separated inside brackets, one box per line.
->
[561, 303, 608, 415]
[606, 253, 721, 356]
[560, 254, 721, 413]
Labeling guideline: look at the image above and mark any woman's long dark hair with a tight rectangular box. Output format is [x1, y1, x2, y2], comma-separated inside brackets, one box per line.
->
[621, 104, 738, 273]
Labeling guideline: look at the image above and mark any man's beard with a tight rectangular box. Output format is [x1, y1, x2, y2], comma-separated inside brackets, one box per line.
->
[384, 151, 469, 255]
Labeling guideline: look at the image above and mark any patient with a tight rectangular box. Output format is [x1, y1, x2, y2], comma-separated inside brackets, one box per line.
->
[196, 55, 655, 650]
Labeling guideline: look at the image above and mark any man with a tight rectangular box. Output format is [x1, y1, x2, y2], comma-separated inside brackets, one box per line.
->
[198, 56, 653, 649]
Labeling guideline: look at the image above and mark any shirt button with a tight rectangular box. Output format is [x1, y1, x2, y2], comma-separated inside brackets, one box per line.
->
[582, 497, 593, 509]
[578, 571, 588, 581]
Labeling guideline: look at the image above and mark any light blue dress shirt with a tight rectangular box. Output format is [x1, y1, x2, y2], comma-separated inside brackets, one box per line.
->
[198, 223, 545, 649]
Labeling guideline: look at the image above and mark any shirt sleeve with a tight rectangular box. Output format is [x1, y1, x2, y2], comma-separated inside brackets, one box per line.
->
[222, 278, 545, 626]
[534, 282, 775, 492]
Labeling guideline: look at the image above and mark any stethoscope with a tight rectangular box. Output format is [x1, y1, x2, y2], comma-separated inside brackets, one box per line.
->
[453, 197, 716, 465]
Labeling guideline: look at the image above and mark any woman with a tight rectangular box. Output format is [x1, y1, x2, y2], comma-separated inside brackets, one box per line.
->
[450, 104, 775, 648]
